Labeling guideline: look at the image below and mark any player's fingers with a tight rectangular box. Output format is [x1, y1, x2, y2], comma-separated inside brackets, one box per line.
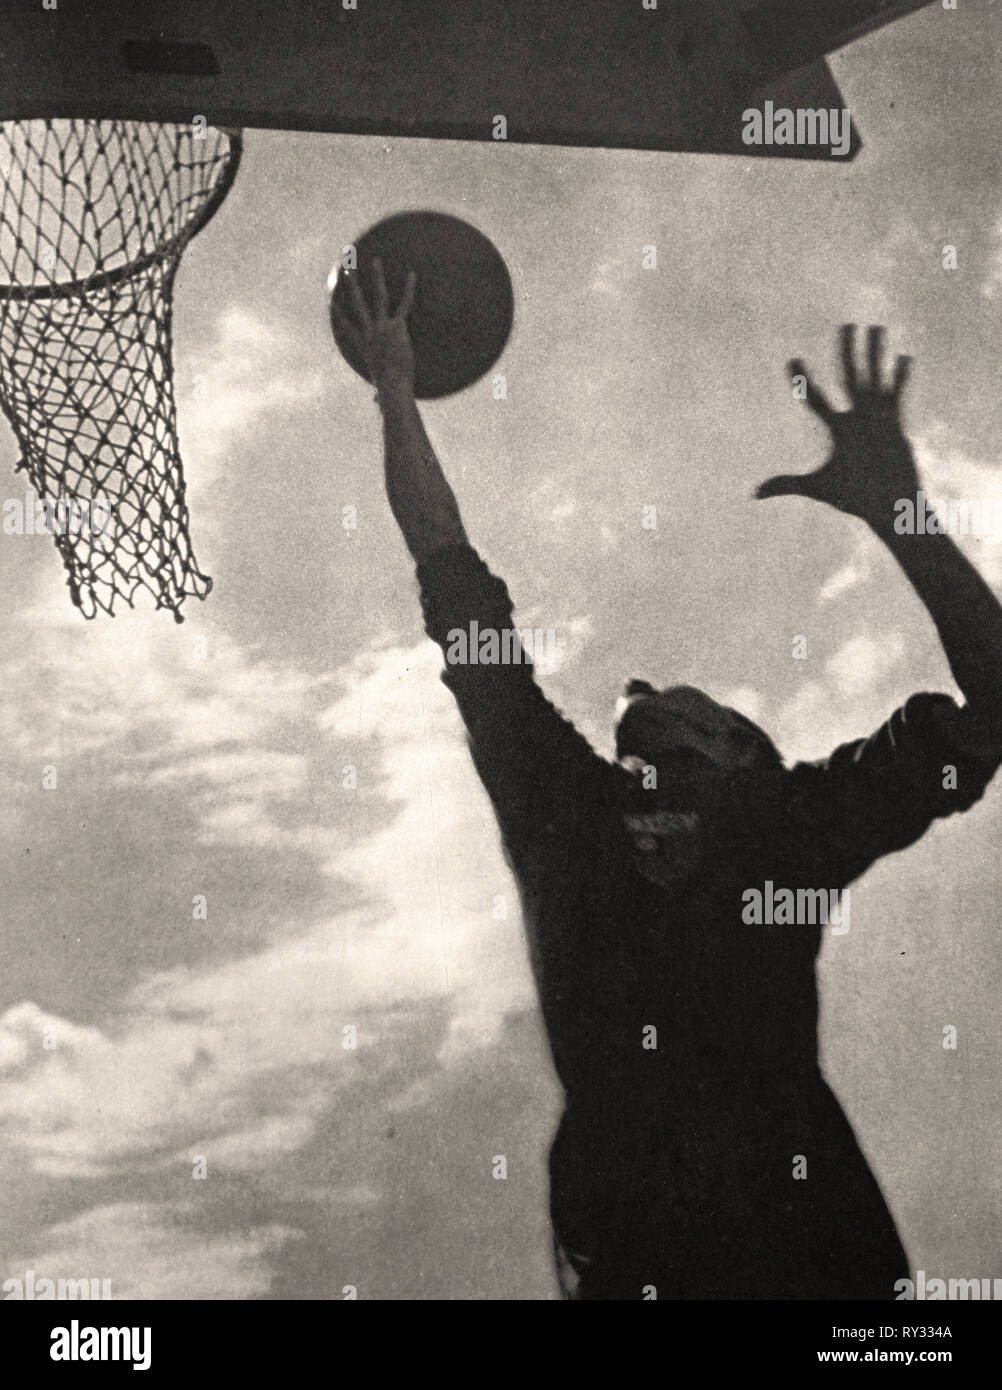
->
[892, 353, 913, 401]
[396, 269, 417, 321]
[839, 323, 859, 397]
[371, 257, 390, 318]
[867, 325, 886, 392]
[345, 271, 373, 330]
[789, 360, 837, 426]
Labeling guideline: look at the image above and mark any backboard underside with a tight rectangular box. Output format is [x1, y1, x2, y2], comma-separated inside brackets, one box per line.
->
[0, 0, 936, 159]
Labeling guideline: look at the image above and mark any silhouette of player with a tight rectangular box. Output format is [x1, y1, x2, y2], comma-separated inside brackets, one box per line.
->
[333, 266, 1002, 1299]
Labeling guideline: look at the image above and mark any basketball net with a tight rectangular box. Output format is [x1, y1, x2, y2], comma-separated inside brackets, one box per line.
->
[0, 120, 241, 621]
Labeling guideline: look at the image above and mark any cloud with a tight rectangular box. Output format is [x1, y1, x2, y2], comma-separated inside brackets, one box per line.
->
[319, 637, 539, 1019]
[178, 306, 326, 496]
[0, 627, 540, 1193]
[772, 628, 907, 762]
[818, 538, 873, 603]
[5, 1203, 298, 1300]
[721, 685, 765, 724]
[0, 588, 329, 852]
[826, 630, 906, 701]
[528, 475, 580, 532]
[588, 252, 627, 296]
[913, 427, 1002, 586]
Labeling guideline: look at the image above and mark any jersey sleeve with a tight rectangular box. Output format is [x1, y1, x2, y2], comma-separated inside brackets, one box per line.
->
[415, 544, 611, 856]
[786, 691, 1002, 887]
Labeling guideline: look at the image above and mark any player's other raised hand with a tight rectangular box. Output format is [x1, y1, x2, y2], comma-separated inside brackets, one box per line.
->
[756, 324, 918, 522]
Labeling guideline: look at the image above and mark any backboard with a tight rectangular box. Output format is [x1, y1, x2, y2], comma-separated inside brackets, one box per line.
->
[1, 0, 936, 159]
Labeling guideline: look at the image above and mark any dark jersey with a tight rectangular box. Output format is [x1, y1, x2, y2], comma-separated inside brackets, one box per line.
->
[417, 543, 1000, 1297]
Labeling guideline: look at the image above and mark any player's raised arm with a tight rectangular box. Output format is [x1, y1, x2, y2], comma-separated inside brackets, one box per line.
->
[332, 259, 608, 861]
[331, 260, 468, 563]
[757, 324, 1002, 736]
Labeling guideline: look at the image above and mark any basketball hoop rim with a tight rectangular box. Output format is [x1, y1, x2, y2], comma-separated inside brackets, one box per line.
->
[0, 122, 243, 303]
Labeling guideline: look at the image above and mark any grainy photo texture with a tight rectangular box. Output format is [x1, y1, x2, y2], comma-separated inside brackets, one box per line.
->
[0, 0, 998, 1333]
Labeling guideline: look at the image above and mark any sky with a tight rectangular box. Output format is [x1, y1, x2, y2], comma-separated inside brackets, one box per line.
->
[1, 3, 1000, 1300]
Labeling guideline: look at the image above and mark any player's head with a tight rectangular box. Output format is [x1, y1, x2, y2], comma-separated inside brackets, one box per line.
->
[615, 681, 782, 778]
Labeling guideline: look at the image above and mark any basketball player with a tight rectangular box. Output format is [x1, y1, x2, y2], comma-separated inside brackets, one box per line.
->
[332, 265, 1002, 1298]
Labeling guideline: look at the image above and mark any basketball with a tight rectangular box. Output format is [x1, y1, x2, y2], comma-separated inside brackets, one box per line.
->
[329, 210, 514, 399]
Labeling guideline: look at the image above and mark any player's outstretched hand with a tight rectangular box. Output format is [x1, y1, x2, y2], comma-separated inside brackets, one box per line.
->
[332, 258, 417, 391]
[756, 324, 919, 522]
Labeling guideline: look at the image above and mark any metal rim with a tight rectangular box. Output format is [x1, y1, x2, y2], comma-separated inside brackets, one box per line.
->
[0, 123, 243, 303]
